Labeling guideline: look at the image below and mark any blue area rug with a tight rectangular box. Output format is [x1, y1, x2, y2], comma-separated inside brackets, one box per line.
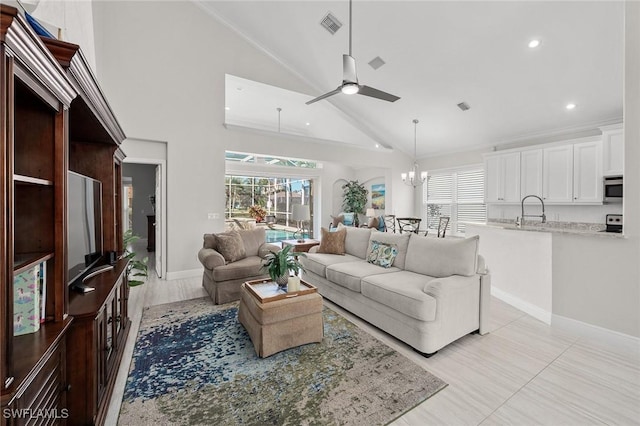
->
[118, 297, 446, 425]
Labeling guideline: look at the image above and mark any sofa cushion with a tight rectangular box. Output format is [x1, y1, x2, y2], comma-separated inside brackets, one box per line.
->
[216, 231, 247, 263]
[367, 216, 379, 229]
[405, 235, 479, 278]
[326, 260, 400, 293]
[301, 253, 361, 277]
[339, 225, 372, 259]
[366, 241, 398, 268]
[318, 227, 346, 255]
[366, 231, 411, 269]
[239, 227, 266, 257]
[212, 256, 264, 282]
[361, 271, 437, 321]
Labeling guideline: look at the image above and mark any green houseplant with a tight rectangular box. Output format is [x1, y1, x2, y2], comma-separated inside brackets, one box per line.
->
[262, 245, 305, 288]
[122, 229, 149, 286]
[342, 180, 368, 227]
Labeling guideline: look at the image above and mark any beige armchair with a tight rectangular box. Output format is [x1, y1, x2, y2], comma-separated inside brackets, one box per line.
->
[198, 227, 280, 304]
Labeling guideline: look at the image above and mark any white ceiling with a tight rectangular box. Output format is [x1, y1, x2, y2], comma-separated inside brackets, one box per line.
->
[197, 1, 624, 158]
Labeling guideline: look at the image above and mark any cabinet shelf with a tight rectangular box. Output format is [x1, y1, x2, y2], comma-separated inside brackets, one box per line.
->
[1, 318, 72, 406]
[14, 174, 54, 186]
[13, 252, 54, 274]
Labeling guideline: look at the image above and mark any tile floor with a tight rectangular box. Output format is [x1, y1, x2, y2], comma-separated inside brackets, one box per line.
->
[106, 243, 640, 425]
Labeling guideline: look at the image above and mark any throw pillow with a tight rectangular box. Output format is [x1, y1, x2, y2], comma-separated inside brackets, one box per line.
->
[366, 240, 398, 268]
[367, 216, 379, 229]
[342, 212, 355, 226]
[215, 231, 246, 263]
[318, 227, 346, 255]
[330, 214, 344, 228]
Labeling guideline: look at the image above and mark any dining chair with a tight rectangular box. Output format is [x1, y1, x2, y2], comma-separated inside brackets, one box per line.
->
[437, 216, 450, 238]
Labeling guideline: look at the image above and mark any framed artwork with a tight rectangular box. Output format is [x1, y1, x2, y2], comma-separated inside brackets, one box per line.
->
[371, 184, 385, 210]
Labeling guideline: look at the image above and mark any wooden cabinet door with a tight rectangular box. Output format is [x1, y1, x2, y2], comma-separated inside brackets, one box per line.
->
[573, 140, 603, 203]
[543, 145, 573, 203]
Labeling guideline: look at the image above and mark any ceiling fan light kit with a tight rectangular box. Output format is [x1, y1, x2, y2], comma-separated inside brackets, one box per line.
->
[306, 0, 400, 105]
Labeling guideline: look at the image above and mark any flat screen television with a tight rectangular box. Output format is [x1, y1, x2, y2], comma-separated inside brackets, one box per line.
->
[67, 171, 103, 286]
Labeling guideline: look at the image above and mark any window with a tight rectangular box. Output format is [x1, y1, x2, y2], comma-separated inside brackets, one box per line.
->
[423, 167, 486, 235]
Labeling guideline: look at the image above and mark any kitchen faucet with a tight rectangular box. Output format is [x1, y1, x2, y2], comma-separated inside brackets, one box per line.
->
[516, 195, 546, 228]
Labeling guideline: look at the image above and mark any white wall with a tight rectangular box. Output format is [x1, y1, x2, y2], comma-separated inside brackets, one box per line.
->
[92, 1, 413, 275]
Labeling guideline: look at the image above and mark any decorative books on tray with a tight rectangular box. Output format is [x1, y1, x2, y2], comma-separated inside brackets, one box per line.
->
[13, 261, 46, 336]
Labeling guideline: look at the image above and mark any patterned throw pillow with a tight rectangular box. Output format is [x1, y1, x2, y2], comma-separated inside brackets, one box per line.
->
[318, 227, 346, 255]
[366, 240, 398, 268]
[215, 231, 246, 263]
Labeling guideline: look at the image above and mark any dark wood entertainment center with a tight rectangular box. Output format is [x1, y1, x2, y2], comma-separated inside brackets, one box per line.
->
[1, 6, 129, 425]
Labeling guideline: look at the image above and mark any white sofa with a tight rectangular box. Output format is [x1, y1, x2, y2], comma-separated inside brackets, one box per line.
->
[300, 226, 491, 356]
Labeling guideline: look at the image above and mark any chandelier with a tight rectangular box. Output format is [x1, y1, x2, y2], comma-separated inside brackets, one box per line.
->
[401, 119, 427, 187]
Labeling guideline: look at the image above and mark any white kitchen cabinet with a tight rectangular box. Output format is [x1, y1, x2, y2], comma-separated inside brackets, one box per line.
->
[543, 145, 573, 203]
[520, 149, 543, 198]
[601, 125, 623, 176]
[573, 140, 603, 203]
[485, 152, 520, 203]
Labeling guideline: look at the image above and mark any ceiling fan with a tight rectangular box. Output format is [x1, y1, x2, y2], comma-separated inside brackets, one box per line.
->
[306, 0, 400, 105]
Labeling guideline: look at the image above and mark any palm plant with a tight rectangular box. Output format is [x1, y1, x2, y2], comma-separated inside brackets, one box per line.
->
[262, 245, 305, 287]
[123, 229, 149, 286]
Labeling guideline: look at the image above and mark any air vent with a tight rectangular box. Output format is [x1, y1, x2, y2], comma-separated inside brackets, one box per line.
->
[457, 102, 471, 111]
[368, 56, 386, 70]
[320, 12, 342, 35]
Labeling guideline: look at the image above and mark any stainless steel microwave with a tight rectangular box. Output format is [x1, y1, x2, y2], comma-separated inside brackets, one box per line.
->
[604, 176, 623, 203]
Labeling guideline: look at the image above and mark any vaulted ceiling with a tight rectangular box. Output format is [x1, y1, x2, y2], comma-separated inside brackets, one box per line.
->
[196, 1, 624, 158]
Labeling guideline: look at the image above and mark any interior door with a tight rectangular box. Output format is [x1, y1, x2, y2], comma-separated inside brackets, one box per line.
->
[155, 165, 162, 278]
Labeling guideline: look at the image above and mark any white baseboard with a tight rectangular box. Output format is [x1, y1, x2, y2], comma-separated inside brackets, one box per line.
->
[165, 268, 202, 281]
[491, 287, 552, 324]
[552, 314, 640, 351]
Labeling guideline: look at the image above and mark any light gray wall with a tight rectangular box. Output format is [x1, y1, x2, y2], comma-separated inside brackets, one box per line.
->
[92, 1, 414, 276]
[122, 163, 156, 239]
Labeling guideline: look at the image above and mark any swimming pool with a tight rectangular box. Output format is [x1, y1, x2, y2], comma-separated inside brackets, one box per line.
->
[265, 229, 309, 243]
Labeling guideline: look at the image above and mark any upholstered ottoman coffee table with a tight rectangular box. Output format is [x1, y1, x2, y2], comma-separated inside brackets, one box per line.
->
[238, 278, 323, 358]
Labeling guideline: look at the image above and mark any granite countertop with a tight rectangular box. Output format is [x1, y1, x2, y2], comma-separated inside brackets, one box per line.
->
[464, 220, 625, 238]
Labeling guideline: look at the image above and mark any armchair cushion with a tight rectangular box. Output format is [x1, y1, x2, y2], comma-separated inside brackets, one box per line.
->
[342, 212, 355, 226]
[258, 243, 281, 259]
[213, 256, 265, 282]
[330, 214, 344, 228]
[239, 227, 267, 257]
[216, 231, 246, 263]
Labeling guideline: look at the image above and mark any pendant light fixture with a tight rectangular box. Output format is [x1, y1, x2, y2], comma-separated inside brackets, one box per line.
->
[401, 119, 427, 187]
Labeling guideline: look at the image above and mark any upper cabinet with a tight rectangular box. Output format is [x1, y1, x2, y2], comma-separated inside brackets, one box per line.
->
[484, 135, 606, 205]
[600, 124, 624, 176]
[485, 152, 520, 203]
[520, 149, 543, 199]
[542, 145, 574, 203]
[573, 140, 603, 203]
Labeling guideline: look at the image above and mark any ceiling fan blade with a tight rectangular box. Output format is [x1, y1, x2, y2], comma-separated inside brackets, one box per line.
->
[343, 54, 358, 83]
[358, 85, 401, 102]
[305, 87, 342, 105]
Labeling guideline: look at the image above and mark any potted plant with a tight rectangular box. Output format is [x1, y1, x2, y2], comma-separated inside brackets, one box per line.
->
[248, 204, 267, 222]
[342, 180, 368, 227]
[122, 229, 149, 286]
[262, 245, 305, 289]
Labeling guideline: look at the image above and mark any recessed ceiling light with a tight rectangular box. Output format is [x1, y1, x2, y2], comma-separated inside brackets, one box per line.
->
[306, 122, 311, 126]
[375, 144, 380, 148]
[225, 106, 230, 111]
[566, 103, 577, 110]
[528, 39, 541, 48]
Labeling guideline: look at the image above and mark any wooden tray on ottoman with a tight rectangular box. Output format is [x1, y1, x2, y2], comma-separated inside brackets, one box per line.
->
[244, 278, 317, 303]
[238, 279, 323, 358]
